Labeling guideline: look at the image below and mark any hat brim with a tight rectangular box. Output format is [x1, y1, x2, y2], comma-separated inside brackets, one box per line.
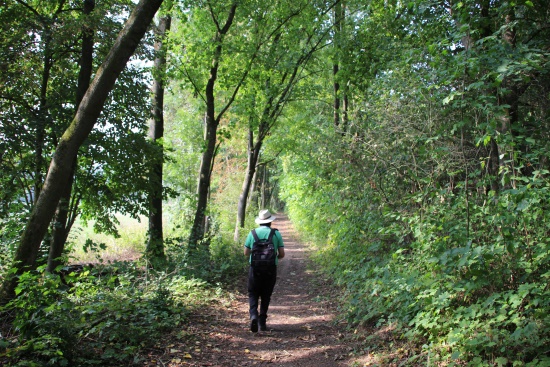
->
[255, 216, 276, 224]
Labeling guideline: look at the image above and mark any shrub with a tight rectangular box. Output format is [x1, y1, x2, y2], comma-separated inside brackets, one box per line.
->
[1, 263, 214, 367]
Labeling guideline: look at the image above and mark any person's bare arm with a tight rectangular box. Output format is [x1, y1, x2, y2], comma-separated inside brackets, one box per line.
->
[278, 247, 285, 259]
[244, 247, 251, 256]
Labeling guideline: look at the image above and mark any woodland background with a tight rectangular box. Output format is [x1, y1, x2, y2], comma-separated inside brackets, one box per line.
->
[0, 0, 549, 365]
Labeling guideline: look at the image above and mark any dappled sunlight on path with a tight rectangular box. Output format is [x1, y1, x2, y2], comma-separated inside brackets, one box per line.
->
[145, 214, 360, 367]
[206, 214, 353, 366]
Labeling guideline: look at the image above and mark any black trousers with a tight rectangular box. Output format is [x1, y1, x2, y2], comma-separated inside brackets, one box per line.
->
[248, 265, 277, 319]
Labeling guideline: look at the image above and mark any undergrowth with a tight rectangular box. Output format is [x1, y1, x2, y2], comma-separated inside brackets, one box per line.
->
[283, 139, 550, 367]
[0, 231, 247, 366]
[282, 154, 550, 366]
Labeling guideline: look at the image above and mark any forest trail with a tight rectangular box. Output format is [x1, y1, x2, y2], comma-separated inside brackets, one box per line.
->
[148, 214, 371, 367]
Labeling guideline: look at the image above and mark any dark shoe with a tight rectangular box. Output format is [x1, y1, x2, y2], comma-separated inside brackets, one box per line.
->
[259, 315, 267, 331]
[250, 316, 258, 333]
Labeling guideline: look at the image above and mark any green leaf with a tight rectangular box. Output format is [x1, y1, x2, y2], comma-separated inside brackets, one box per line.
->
[496, 357, 508, 366]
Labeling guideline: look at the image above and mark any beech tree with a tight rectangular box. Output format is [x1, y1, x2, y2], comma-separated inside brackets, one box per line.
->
[1, 0, 165, 302]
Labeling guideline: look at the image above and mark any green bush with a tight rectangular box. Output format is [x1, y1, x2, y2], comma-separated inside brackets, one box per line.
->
[1, 263, 215, 367]
[280, 125, 550, 365]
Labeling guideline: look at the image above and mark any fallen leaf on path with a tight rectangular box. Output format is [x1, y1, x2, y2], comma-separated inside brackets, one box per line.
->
[298, 334, 317, 341]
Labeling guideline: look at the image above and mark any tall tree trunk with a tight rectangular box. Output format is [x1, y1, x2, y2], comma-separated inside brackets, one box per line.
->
[479, 0, 502, 193]
[1, 0, 165, 303]
[260, 164, 269, 208]
[248, 165, 259, 210]
[48, 0, 95, 273]
[33, 1, 67, 204]
[34, 32, 53, 203]
[146, 13, 171, 266]
[332, 0, 344, 130]
[188, 3, 237, 249]
[189, 110, 219, 248]
[497, 12, 518, 189]
[234, 128, 262, 241]
[342, 90, 349, 133]
[333, 63, 340, 128]
[452, 0, 501, 194]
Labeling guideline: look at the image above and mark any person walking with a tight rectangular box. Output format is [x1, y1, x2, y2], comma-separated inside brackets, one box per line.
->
[244, 209, 285, 332]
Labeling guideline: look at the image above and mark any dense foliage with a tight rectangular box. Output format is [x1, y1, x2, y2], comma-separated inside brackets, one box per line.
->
[1, 262, 226, 366]
[280, 0, 550, 365]
[1, 0, 549, 365]
[0, 0, 156, 273]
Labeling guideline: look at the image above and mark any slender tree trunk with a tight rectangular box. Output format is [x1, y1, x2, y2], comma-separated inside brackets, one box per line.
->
[478, 0, 502, 193]
[498, 12, 518, 189]
[234, 128, 262, 241]
[248, 165, 259, 210]
[260, 164, 269, 208]
[34, 33, 54, 203]
[342, 90, 349, 133]
[1, 0, 165, 303]
[332, 0, 343, 130]
[189, 113, 218, 248]
[188, 3, 237, 249]
[48, 0, 95, 273]
[452, 0, 502, 194]
[333, 63, 340, 128]
[146, 14, 171, 266]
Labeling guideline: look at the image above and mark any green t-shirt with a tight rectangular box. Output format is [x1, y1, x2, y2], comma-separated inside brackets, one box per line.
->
[244, 225, 284, 265]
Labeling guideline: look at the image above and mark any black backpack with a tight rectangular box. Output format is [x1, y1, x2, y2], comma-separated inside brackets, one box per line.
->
[250, 228, 278, 269]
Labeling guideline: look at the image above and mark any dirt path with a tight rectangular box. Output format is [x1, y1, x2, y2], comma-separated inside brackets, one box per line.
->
[149, 214, 366, 367]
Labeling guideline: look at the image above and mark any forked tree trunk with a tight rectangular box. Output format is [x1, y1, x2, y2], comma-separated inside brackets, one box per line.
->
[1, 0, 165, 303]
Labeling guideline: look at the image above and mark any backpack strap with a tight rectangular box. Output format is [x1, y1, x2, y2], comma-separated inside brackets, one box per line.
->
[251, 228, 277, 244]
[251, 229, 260, 243]
[267, 228, 277, 242]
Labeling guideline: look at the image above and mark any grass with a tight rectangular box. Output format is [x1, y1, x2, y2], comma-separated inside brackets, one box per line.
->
[68, 215, 147, 264]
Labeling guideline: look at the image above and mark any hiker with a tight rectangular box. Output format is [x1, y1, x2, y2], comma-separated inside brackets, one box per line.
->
[244, 209, 285, 332]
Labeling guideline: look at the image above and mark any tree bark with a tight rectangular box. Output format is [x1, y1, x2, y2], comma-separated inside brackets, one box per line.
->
[48, 0, 95, 273]
[34, 30, 54, 204]
[332, 0, 343, 130]
[188, 3, 238, 249]
[146, 14, 171, 266]
[1, 0, 165, 303]
[333, 63, 340, 128]
[234, 128, 262, 241]
[32, 1, 67, 204]
[497, 12, 519, 189]
[260, 165, 268, 209]
[248, 165, 259, 210]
